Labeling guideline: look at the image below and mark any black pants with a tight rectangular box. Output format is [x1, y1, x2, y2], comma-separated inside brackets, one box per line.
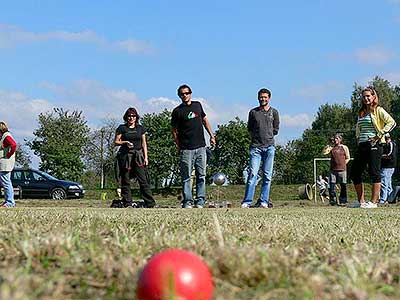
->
[118, 155, 155, 208]
[350, 141, 383, 184]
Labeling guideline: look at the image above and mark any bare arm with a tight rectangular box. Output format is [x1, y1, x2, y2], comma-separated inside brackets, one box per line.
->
[202, 117, 216, 147]
[142, 134, 149, 166]
[171, 127, 180, 150]
[114, 133, 132, 147]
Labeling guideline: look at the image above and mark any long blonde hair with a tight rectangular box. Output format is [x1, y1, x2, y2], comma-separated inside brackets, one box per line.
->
[359, 87, 379, 117]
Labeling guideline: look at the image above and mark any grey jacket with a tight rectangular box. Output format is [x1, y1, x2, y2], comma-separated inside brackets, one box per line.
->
[247, 106, 280, 147]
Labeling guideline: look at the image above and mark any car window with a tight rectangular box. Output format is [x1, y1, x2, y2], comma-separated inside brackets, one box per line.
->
[23, 171, 45, 181]
[32, 172, 45, 181]
[12, 171, 23, 180]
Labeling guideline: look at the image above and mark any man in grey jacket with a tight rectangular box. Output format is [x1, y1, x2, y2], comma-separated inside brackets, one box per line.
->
[241, 88, 280, 208]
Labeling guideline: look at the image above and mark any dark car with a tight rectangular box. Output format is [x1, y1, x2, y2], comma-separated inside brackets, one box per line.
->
[8, 168, 85, 200]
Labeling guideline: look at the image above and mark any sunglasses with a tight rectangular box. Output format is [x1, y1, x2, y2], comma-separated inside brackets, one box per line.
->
[179, 92, 191, 96]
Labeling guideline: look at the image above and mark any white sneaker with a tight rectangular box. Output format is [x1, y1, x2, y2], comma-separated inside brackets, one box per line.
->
[361, 201, 378, 209]
[241, 203, 250, 208]
[257, 202, 269, 208]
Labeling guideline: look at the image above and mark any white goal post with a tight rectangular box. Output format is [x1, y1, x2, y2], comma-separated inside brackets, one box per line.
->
[313, 157, 353, 203]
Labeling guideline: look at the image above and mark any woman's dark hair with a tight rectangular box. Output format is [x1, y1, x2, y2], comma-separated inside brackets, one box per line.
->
[123, 107, 140, 125]
[258, 88, 271, 98]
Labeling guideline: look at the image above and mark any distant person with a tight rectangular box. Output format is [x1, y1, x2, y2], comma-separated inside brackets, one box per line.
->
[379, 133, 397, 204]
[171, 84, 216, 208]
[114, 107, 156, 208]
[323, 133, 350, 206]
[312, 175, 329, 202]
[0, 121, 17, 208]
[350, 87, 396, 209]
[241, 88, 280, 208]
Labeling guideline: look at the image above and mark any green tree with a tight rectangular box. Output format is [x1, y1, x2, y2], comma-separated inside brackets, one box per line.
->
[28, 108, 89, 181]
[274, 141, 298, 184]
[15, 143, 32, 168]
[141, 110, 179, 189]
[209, 117, 250, 184]
[83, 118, 119, 189]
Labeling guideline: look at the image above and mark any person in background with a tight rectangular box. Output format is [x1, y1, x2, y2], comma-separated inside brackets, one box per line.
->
[114, 107, 156, 208]
[350, 87, 396, 209]
[241, 88, 280, 208]
[312, 175, 329, 202]
[379, 133, 397, 204]
[323, 133, 350, 206]
[171, 84, 216, 208]
[0, 121, 17, 208]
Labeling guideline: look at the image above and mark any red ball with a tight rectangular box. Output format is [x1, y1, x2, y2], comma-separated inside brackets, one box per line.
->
[137, 249, 214, 300]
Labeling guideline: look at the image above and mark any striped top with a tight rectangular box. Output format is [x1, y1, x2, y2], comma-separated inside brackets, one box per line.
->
[358, 114, 377, 143]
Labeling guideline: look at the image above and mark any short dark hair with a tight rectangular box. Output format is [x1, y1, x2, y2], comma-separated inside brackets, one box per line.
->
[123, 107, 140, 125]
[258, 88, 271, 98]
[177, 84, 192, 96]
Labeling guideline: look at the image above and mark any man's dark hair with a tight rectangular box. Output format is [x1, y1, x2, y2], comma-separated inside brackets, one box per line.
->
[258, 88, 271, 98]
[177, 84, 192, 96]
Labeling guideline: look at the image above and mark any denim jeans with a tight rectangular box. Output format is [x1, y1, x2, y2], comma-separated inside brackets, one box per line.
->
[0, 171, 15, 207]
[388, 186, 400, 203]
[242, 146, 275, 205]
[180, 147, 206, 207]
[380, 168, 395, 203]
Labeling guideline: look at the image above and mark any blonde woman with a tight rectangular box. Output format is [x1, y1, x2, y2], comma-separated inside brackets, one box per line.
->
[0, 122, 17, 207]
[350, 87, 396, 208]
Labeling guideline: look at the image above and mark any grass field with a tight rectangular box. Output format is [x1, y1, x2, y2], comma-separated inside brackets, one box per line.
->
[1, 185, 399, 300]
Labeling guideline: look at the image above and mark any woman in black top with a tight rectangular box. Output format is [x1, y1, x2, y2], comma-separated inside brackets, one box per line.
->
[114, 107, 156, 208]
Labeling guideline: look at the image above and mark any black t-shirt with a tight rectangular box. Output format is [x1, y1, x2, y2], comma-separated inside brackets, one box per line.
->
[116, 124, 146, 153]
[171, 101, 206, 150]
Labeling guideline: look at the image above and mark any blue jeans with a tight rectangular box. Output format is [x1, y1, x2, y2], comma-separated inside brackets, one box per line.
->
[0, 171, 15, 207]
[380, 168, 395, 203]
[242, 146, 275, 205]
[180, 147, 206, 207]
[388, 186, 400, 203]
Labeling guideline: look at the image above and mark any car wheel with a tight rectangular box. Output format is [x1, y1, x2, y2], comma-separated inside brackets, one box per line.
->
[16, 186, 23, 199]
[51, 188, 66, 200]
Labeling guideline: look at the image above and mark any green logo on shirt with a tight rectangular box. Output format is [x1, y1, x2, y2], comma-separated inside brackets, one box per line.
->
[187, 112, 198, 119]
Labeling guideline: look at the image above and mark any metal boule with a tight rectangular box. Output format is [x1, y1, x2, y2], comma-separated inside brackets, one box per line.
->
[213, 173, 226, 186]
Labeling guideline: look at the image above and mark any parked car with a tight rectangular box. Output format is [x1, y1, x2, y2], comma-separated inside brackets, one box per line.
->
[5, 168, 85, 200]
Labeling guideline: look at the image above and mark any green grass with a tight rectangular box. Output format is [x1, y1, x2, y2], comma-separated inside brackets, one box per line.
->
[1, 185, 397, 300]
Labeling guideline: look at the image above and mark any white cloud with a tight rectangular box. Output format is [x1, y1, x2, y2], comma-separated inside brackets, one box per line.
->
[0, 89, 53, 138]
[383, 72, 400, 85]
[281, 113, 313, 128]
[387, 0, 400, 4]
[354, 45, 395, 65]
[0, 23, 153, 54]
[293, 81, 345, 101]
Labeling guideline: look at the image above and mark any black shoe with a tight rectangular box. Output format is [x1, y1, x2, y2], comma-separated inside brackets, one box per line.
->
[110, 199, 124, 208]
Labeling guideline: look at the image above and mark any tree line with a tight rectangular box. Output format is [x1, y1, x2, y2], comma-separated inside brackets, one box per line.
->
[16, 76, 400, 188]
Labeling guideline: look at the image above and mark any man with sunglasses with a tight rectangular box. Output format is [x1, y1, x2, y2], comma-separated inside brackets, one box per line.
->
[171, 84, 216, 208]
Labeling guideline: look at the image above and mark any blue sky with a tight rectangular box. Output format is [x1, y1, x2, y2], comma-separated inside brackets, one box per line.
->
[1, 0, 400, 148]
